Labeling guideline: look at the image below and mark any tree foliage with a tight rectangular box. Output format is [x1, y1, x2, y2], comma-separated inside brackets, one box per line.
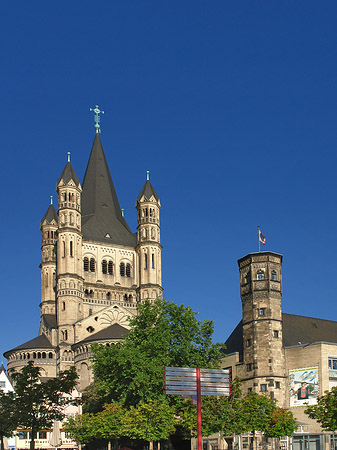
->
[0, 390, 17, 450]
[11, 361, 78, 450]
[90, 299, 223, 409]
[305, 387, 337, 431]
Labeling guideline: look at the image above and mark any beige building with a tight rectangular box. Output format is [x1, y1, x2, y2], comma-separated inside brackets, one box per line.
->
[4, 129, 163, 391]
[221, 251, 337, 450]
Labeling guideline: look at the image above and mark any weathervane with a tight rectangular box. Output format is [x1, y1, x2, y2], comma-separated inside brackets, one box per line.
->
[90, 105, 104, 133]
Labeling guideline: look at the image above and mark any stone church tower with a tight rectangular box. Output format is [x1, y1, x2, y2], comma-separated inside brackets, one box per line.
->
[5, 116, 163, 390]
[237, 251, 286, 406]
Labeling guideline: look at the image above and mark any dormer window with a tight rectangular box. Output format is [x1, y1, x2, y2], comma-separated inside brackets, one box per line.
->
[257, 270, 264, 280]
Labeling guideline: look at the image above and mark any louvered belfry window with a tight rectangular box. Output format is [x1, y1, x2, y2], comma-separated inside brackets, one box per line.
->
[120, 262, 125, 276]
[83, 257, 89, 272]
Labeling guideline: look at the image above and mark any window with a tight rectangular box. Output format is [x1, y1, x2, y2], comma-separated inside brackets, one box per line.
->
[102, 259, 107, 274]
[145, 254, 148, 269]
[62, 302, 65, 311]
[247, 363, 253, 372]
[246, 271, 251, 283]
[259, 308, 266, 316]
[248, 387, 252, 392]
[108, 261, 113, 275]
[120, 262, 125, 276]
[276, 381, 280, 389]
[152, 254, 155, 269]
[329, 358, 337, 370]
[63, 241, 66, 258]
[257, 270, 264, 280]
[260, 384, 267, 392]
[83, 257, 89, 272]
[90, 258, 95, 272]
[126, 263, 131, 277]
[70, 241, 73, 257]
[246, 338, 252, 347]
[274, 330, 279, 338]
[0, 381, 5, 388]
[271, 270, 277, 281]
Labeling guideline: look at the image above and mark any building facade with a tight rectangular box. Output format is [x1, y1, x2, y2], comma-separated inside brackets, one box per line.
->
[4, 129, 163, 391]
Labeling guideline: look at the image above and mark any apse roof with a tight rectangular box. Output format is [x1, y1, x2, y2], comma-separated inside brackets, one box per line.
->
[4, 334, 55, 357]
[76, 323, 129, 345]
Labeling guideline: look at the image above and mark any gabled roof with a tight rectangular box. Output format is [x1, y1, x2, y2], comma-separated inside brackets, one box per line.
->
[57, 161, 81, 187]
[75, 323, 129, 345]
[224, 313, 337, 360]
[282, 313, 337, 347]
[0, 363, 6, 374]
[40, 204, 58, 228]
[4, 334, 55, 357]
[81, 134, 136, 246]
[136, 180, 159, 204]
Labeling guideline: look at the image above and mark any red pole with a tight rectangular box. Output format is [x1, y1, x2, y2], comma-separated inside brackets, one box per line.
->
[197, 367, 202, 450]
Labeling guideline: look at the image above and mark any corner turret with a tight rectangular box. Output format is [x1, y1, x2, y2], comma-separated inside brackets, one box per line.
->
[136, 171, 162, 302]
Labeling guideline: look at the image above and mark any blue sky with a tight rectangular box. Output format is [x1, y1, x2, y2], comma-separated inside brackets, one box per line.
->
[1, 1, 337, 362]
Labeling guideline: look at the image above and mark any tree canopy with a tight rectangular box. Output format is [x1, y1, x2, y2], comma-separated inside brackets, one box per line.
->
[305, 387, 337, 431]
[0, 390, 17, 450]
[88, 299, 223, 410]
[11, 361, 78, 450]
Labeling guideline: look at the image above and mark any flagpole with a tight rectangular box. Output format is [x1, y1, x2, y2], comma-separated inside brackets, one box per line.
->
[258, 226, 260, 253]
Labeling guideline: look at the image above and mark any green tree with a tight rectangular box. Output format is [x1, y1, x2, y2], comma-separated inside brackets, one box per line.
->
[0, 390, 17, 450]
[305, 387, 337, 431]
[90, 299, 223, 409]
[12, 361, 78, 450]
[124, 399, 177, 450]
[63, 414, 97, 444]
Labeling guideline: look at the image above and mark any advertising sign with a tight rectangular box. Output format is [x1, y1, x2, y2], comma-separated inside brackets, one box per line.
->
[289, 367, 319, 407]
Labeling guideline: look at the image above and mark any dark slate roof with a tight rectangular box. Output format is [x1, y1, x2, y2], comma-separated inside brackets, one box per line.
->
[40, 204, 58, 227]
[57, 161, 81, 187]
[282, 313, 337, 347]
[81, 134, 136, 246]
[42, 314, 57, 329]
[136, 180, 159, 204]
[76, 323, 129, 345]
[224, 313, 337, 359]
[0, 363, 6, 374]
[4, 334, 55, 357]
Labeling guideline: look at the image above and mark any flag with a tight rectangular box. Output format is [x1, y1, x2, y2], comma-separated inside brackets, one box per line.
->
[259, 229, 266, 245]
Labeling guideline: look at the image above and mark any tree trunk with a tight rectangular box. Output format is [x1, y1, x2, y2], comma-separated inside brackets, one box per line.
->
[0, 435, 4, 450]
[30, 428, 36, 450]
[149, 440, 154, 450]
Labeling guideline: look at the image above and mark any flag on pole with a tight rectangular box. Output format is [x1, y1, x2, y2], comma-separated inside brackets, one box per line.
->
[259, 229, 266, 245]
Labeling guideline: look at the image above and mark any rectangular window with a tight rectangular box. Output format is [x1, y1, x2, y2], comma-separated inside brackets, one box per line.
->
[259, 308, 266, 316]
[276, 381, 280, 389]
[247, 363, 253, 372]
[248, 387, 252, 392]
[39, 432, 47, 439]
[152, 254, 155, 269]
[274, 330, 279, 338]
[145, 254, 148, 269]
[246, 338, 252, 347]
[329, 358, 337, 370]
[260, 384, 267, 392]
[0, 381, 5, 388]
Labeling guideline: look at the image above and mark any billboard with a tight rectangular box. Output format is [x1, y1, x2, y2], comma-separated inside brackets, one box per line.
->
[289, 367, 319, 407]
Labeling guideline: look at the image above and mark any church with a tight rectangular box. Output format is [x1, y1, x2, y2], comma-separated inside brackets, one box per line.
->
[4, 109, 163, 391]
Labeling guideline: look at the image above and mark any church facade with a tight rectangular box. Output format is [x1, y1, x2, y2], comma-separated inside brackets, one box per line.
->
[5, 128, 162, 390]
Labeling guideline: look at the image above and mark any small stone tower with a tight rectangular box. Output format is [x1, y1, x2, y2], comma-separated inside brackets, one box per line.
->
[136, 172, 162, 302]
[238, 251, 286, 406]
[56, 154, 83, 367]
[40, 199, 58, 321]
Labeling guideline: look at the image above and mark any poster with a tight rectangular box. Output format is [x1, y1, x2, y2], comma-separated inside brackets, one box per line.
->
[289, 367, 319, 407]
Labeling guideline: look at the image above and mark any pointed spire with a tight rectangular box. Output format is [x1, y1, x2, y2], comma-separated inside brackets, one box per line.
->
[57, 154, 80, 187]
[136, 172, 160, 204]
[40, 203, 58, 228]
[81, 133, 136, 246]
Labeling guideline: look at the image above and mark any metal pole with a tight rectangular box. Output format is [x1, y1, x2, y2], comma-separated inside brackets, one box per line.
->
[197, 367, 202, 450]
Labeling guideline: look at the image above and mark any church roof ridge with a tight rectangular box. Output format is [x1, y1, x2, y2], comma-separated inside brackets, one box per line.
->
[81, 133, 136, 246]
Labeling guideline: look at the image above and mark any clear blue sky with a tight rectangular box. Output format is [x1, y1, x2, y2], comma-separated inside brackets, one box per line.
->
[1, 1, 337, 363]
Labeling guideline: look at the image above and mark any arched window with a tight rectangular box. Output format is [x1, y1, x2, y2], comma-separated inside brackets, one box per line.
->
[108, 261, 113, 275]
[63, 241, 66, 258]
[69, 213, 74, 225]
[128, 294, 132, 302]
[48, 352, 53, 359]
[102, 259, 107, 274]
[62, 193, 66, 202]
[42, 352, 46, 359]
[120, 262, 125, 277]
[271, 270, 277, 281]
[144, 254, 148, 269]
[90, 258, 95, 272]
[70, 241, 73, 257]
[126, 263, 131, 277]
[62, 301, 65, 311]
[246, 271, 251, 283]
[257, 270, 264, 280]
[83, 257, 89, 272]
[107, 292, 111, 299]
[37, 352, 41, 359]
[45, 273, 48, 287]
[151, 254, 155, 269]
[64, 330, 68, 341]
[124, 294, 128, 301]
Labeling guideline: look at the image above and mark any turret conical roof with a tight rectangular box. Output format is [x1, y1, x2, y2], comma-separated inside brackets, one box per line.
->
[40, 204, 58, 228]
[81, 134, 136, 246]
[57, 161, 81, 187]
[136, 180, 159, 204]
